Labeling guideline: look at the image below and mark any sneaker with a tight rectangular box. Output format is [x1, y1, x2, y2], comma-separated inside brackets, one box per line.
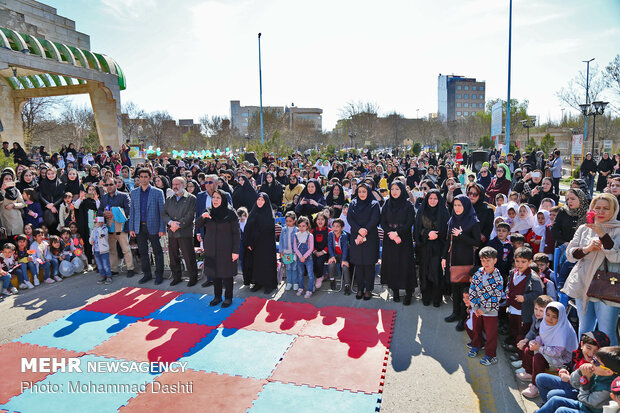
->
[285, 283, 292, 291]
[104, 277, 112, 285]
[514, 367, 525, 375]
[1, 289, 9, 295]
[296, 288, 304, 297]
[18, 283, 28, 290]
[521, 384, 539, 399]
[33, 277, 40, 286]
[315, 278, 323, 289]
[9, 287, 18, 294]
[466, 341, 473, 350]
[293, 283, 299, 291]
[44, 278, 55, 284]
[516, 372, 532, 381]
[330, 279, 336, 290]
[25, 281, 34, 289]
[467, 347, 480, 358]
[509, 353, 521, 362]
[97, 277, 106, 284]
[511, 360, 523, 369]
[304, 291, 313, 299]
[480, 356, 497, 366]
[53, 276, 62, 282]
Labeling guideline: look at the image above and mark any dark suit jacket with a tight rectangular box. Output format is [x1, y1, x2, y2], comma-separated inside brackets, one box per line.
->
[128, 185, 165, 235]
[163, 191, 196, 239]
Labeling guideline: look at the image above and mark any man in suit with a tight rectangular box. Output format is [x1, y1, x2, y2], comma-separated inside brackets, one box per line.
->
[98, 177, 134, 277]
[128, 168, 166, 285]
[163, 177, 198, 287]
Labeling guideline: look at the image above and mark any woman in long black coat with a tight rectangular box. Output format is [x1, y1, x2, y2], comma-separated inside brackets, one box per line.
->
[75, 183, 99, 265]
[415, 189, 450, 307]
[348, 183, 380, 300]
[196, 189, 240, 307]
[380, 181, 416, 305]
[597, 152, 615, 192]
[232, 176, 258, 211]
[243, 193, 278, 294]
[38, 167, 66, 234]
[442, 194, 481, 331]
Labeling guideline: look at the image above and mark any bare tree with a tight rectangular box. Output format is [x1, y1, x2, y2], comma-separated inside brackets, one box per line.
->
[200, 115, 233, 150]
[339, 101, 380, 147]
[556, 64, 607, 111]
[60, 102, 94, 149]
[144, 110, 173, 149]
[121, 101, 146, 143]
[21, 97, 65, 148]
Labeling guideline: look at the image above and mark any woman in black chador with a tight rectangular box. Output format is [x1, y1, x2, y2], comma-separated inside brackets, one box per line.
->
[380, 181, 416, 305]
[415, 189, 450, 307]
[242, 193, 278, 294]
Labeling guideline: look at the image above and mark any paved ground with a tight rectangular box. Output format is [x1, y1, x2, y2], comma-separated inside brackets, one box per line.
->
[0, 270, 541, 413]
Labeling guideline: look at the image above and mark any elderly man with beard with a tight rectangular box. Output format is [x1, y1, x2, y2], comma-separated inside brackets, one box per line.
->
[164, 177, 198, 287]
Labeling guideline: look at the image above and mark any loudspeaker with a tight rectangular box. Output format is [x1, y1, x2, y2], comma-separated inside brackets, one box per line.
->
[471, 150, 489, 173]
[244, 151, 258, 165]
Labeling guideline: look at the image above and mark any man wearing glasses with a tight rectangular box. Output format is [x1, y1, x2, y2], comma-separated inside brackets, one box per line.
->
[98, 177, 134, 277]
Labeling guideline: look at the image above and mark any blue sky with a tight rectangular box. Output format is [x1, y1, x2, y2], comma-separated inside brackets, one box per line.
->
[48, 0, 620, 130]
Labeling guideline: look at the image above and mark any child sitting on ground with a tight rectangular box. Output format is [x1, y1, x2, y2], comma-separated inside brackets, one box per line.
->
[31, 228, 60, 283]
[536, 331, 610, 404]
[90, 216, 111, 284]
[22, 188, 44, 229]
[280, 211, 298, 291]
[518, 301, 579, 399]
[0, 243, 19, 295]
[69, 222, 88, 268]
[513, 295, 554, 368]
[15, 235, 36, 289]
[603, 376, 620, 413]
[468, 246, 504, 366]
[537, 346, 620, 412]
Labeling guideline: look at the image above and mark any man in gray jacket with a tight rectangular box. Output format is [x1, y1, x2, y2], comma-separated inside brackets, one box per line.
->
[163, 177, 198, 287]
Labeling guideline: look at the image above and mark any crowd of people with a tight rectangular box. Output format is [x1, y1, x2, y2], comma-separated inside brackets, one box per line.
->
[3, 141, 620, 411]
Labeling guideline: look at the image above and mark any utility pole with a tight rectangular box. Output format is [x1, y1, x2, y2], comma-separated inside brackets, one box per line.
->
[258, 33, 264, 144]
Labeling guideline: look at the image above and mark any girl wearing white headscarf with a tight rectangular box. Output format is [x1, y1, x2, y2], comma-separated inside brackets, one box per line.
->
[512, 204, 536, 235]
[526, 210, 550, 254]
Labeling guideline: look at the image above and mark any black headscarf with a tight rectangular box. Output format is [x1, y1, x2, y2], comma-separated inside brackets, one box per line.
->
[417, 189, 450, 233]
[276, 168, 289, 186]
[218, 177, 233, 195]
[298, 179, 325, 204]
[208, 189, 237, 222]
[65, 169, 81, 195]
[247, 192, 274, 225]
[288, 175, 300, 191]
[232, 176, 258, 210]
[1, 171, 19, 200]
[326, 183, 345, 206]
[187, 179, 200, 196]
[447, 194, 479, 232]
[349, 183, 377, 215]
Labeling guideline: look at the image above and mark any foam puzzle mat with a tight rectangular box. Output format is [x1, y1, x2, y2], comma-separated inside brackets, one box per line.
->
[0, 287, 395, 412]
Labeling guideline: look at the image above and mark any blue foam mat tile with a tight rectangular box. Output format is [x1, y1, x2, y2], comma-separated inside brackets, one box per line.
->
[248, 382, 382, 413]
[179, 328, 295, 380]
[1, 354, 158, 413]
[147, 294, 244, 326]
[15, 310, 138, 353]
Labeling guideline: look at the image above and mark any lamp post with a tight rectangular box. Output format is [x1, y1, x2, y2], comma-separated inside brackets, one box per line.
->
[579, 101, 609, 155]
[520, 117, 535, 145]
[582, 58, 595, 148]
[258, 33, 264, 144]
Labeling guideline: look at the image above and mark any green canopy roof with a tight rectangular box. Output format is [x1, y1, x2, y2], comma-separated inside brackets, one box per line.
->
[0, 26, 126, 90]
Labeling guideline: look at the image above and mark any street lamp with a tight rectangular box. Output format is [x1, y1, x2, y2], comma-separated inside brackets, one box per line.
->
[520, 117, 535, 144]
[579, 101, 609, 155]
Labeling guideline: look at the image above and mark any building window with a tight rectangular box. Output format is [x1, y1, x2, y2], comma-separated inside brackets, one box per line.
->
[464, 103, 469, 108]
[457, 103, 462, 108]
[457, 85, 462, 90]
[456, 94, 461, 99]
[464, 86, 469, 90]
[456, 111, 461, 116]
[464, 94, 469, 99]
[464, 111, 469, 116]
[480, 95, 484, 99]
[472, 94, 476, 99]
[480, 86, 484, 91]
[473, 86, 477, 91]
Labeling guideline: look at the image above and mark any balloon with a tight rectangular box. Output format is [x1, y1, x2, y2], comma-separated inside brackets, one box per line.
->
[59, 260, 74, 277]
[71, 257, 85, 273]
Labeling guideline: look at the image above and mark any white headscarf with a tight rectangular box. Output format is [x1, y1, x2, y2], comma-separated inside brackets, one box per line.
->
[532, 210, 550, 237]
[539, 302, 578, 351]
[512, 204, 536, 234]
[490, 216, 505, 240]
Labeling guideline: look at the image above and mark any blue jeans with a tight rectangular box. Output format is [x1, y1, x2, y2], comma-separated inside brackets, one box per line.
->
[94, 252, 111, 277]
[536, 373, 578, 403]
[584, 174, 595, 197]
[1, 274, 11, 289]
[20, 262, 37, 283]
[297, 257, 314, 292]
[537, 395, 582, 413]
[39, 259, 59, 279]
[285, 262, 298, 285]
[574, 297, 620, 346]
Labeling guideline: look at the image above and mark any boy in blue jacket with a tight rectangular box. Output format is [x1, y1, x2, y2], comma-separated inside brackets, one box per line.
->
[328, 218, 351, 295]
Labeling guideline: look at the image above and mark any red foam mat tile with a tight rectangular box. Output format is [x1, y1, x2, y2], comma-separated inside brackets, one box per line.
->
[81, 287, 182, 318]
[220, 296, 319, 334]
[119, 370, 267, 413]
[299, 306, 395, 351]
[0, 342, 84, 404]
[88, 319, 214, 363]
[269, 335, 388, 394]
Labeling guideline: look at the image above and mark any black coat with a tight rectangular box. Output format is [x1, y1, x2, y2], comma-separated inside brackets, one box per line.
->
[444, 222, 481, 266]
[380, 198, 416, 290]
[473, 201, 493, 244]
[243, 205, 277, 288]
[196, 215, 240, 279]
[232, 180, 258, 211]
[415, 197, 449, 290]
[259, 182, 283, 208]
[597, 157, 615, 192]
[348, 199, 380, 266]
[527, 189, 559, 210]
[550, 208, 580, 247]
